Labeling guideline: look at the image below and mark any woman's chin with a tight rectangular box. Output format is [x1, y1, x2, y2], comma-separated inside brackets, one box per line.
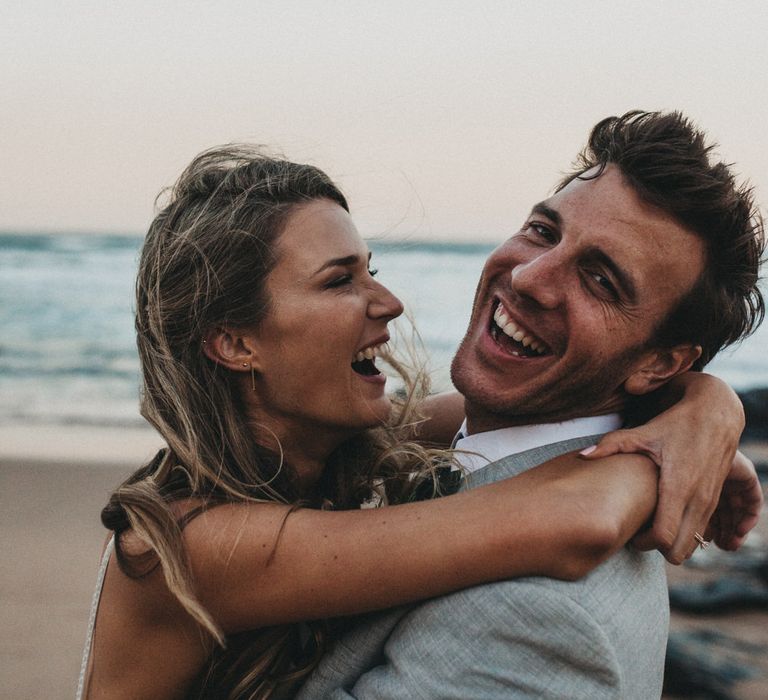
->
[353, 396, 393, 430]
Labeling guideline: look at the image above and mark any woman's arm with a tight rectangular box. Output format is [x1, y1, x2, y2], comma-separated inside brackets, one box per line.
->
[413, 375, 756, 565]
[175, 451, 657, 634]
[581, 372, 756, 563]
[411, 390, 465, 446]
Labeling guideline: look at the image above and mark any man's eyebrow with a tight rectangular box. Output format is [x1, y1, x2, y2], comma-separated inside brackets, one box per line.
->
[587, 248, 637, 302]
[530, 202, 562, 226]
[312, 253, 369, 276]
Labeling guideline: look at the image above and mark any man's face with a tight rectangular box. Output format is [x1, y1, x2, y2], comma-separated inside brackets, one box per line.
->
[451, 165, 706, 431]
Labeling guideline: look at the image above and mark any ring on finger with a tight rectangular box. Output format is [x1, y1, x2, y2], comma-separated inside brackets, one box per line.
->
[694, 532, 710, 549]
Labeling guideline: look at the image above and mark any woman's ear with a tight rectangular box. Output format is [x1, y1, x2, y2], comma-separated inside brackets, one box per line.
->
[624, 344, 703, 395]
[202, 327, 261, 372]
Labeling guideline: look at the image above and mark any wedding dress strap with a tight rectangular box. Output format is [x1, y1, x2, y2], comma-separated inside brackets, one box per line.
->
[75, 536, 114, 700]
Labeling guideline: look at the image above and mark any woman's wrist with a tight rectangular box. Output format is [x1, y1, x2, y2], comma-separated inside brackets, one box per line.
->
[670, 373, 743, 419]
[490, 453, 658, 581]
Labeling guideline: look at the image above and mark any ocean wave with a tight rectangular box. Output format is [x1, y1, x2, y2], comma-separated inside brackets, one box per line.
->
[3, 232, 766, 427]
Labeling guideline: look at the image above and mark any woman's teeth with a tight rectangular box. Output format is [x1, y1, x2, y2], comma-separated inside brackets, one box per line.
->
[493, 305, 547, 355]
[351, 342, 389, 377]
[354, 342, 389, 363]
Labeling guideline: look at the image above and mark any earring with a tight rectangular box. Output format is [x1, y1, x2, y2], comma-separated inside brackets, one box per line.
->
[242, 362, 256, 392]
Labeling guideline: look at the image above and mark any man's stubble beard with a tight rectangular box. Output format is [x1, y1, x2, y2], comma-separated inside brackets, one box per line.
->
[451, 338, 645, 429]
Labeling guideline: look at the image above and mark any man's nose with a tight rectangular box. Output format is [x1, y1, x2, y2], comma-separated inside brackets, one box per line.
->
[510, 253, 563, 309]
[368, 280, 404, 321]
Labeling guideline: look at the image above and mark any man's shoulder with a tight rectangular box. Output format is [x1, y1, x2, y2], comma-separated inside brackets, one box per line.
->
[492, 546, 667, 624]
[414, 544, 666, 623]
[459, 429, 668, 619]
[379, 544, 668, 700]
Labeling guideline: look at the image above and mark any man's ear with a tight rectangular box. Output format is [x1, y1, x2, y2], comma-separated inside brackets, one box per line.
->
[202, 327, 262, 372]
[624, 344, 703, 395]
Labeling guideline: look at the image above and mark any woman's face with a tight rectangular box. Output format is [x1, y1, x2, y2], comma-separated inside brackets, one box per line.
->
[247, 198, 404, 443]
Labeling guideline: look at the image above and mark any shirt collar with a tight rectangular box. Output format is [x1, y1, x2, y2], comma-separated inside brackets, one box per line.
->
[453, 414, 622, 474]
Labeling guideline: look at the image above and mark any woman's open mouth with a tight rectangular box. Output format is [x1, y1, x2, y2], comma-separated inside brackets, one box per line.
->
[351, 341, 389, 376]
[489, 302, 551, 358]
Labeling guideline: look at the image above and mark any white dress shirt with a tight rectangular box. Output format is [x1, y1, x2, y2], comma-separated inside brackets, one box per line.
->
[453, 414, 622, 475]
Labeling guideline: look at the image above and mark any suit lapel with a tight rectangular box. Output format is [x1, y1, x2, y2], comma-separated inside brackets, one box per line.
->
[460, 433, 606, 491]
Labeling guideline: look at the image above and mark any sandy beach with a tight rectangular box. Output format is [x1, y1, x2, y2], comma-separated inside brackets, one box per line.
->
[2, 427, 766, 699]
[0, 425, 160, 698]
[1, 458, 130, 698]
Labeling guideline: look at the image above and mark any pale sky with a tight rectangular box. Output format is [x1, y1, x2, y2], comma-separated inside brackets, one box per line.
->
[2, 0, 767, 242]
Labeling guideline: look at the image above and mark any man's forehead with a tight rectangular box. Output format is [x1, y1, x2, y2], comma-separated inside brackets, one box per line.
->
[545, 168, 657, 228]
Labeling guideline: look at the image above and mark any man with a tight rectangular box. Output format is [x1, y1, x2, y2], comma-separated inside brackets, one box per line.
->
[297, 111, 765, 699]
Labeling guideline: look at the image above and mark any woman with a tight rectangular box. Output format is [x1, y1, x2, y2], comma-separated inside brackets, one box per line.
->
[79, 146, 752, 699]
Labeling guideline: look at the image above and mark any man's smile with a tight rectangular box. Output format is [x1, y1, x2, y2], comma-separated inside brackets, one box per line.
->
[488, 299, 553, 359]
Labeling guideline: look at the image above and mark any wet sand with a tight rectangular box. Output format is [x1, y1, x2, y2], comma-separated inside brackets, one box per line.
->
[0, 458, 134, 698]
[0, 424, 159, 698]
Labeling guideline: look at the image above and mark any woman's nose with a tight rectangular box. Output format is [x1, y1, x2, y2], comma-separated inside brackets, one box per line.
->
[369, 281, 404, 321]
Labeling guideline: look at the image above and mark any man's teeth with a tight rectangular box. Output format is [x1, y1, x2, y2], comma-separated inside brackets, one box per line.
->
[493, 305, 547, 354]
[354, 342, 389, 363]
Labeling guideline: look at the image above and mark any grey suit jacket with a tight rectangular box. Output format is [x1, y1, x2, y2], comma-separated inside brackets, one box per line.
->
[297, 435, 669, 699]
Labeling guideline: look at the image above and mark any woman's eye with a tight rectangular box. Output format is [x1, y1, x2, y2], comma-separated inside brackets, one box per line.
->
[326, 274, 353, 288]
[325, 266, 377, 288]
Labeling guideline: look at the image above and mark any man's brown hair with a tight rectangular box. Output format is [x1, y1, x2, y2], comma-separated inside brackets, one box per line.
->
[559, 110, 764, 369]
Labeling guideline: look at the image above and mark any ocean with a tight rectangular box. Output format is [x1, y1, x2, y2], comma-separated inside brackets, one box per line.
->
[1, 232, 766, 429]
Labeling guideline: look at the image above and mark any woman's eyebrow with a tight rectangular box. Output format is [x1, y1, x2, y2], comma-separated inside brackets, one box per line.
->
[312, 254, 361, 276]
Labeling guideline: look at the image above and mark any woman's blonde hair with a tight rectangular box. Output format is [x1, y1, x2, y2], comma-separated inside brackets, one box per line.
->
[101, 145, 445, 698]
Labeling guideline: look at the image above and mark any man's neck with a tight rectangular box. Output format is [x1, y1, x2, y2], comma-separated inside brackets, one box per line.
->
[464, 400, 625, 435]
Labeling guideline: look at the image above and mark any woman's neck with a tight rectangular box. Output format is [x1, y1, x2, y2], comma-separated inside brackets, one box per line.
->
[245, 411, 352, 498]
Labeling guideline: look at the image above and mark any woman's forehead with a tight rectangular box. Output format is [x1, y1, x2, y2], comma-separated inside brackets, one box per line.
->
[275, 200, 367, 272]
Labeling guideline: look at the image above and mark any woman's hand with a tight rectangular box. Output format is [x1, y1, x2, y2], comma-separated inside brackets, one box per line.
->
[580, 372, 755, 564]
[413, 391, 466, 446]
[706, 450, 763, 551]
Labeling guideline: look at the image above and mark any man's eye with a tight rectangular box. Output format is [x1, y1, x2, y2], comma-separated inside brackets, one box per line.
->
[526, 222, 556, 243]
[589, 272, 618, 297]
